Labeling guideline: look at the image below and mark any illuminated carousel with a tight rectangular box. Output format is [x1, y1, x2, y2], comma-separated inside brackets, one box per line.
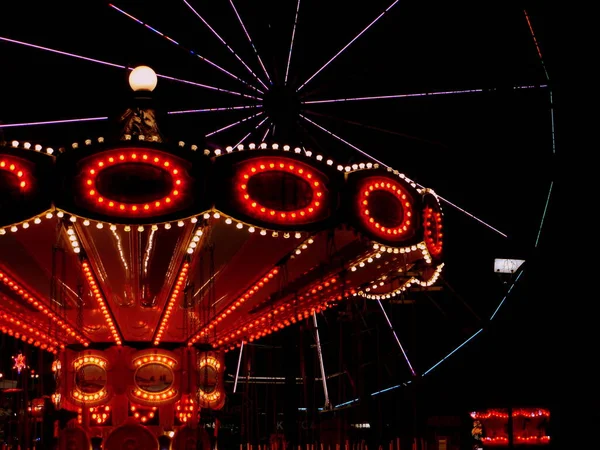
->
[0, 66, 444, 449]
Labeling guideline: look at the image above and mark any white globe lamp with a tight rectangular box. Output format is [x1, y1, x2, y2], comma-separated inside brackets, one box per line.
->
[128, 65, 158, 92]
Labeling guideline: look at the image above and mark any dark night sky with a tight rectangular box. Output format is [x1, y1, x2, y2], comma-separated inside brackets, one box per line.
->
[0, 0, 566, 431]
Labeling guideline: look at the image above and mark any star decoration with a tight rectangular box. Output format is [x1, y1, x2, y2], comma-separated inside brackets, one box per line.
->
[12, 353, 26, 374]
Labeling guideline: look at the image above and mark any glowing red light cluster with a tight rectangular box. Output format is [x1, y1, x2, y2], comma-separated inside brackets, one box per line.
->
[133, 354, 176, 367]
[132, 387, 177, 403]
[72, 385, 108, 402]
[82, 261, 122, 345]
[89, 405, 111, 425]
[176, 394, 197, 423]
[423, 206, 443, 257]
[82, 150, 185, 215]
[0, 309, 60, 353]
[0, 269, 89, 346]
[0, 158, 28, 189]
[217, 277, 354, 351]
[235, 158, 326, 224]
[359, 178, 413, 239]
[472, 408, 551, 447]
[154, 263, 189, 345]
[188, 267, 279, 346]
[471, 408, 550, 419]
[130, 404, 158, 423]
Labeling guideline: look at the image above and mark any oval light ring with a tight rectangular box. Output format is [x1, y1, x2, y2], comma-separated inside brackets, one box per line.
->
[233, 157, 329, 226]
[422, 192, 443, 258]
[79, 149, 187, 217]
[0, 156, 30, 191]
[0, 154, 49, 228]
[356, 176, 415, 242]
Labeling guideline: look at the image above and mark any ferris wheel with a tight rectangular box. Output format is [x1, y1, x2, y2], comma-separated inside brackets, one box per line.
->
[0, 0, 556, 448]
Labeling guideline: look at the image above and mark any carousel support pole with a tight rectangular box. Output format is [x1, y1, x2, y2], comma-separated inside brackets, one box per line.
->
[312, 313, 331, 410]
[301, 318, 317, 446]
[377, 300, 418, 449]
[283, 327, 300, 448]
[23, 363, 31, 450]
[234, 341, 245, 393]
[375, 301, 415, 377]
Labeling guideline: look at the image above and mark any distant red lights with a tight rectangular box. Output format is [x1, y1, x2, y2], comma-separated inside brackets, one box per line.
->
[81, 150, 185, 216]
[358, 178, 414, 240]
[471, 408, 550, 419]
[0, 158, 29, 189]
[234, 158, 328, 225]
[482, 436, 551, 446]
[471, 408, 551, 447]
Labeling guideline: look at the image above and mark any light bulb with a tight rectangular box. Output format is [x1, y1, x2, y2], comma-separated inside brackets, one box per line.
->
[129, 65, 158, 92]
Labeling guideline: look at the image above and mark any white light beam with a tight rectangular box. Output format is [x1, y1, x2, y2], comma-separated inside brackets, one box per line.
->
[233, 341, 244, 393]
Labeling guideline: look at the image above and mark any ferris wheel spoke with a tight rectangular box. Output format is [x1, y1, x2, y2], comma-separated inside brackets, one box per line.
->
[300, 114, 386, 164]
[303, 109, 446, 148]
[205, 111, 265, 137]
[524, 10, 555, 249]
[181, 0, 269, 91]
[440, 278, 483, 323]
[0, 36, 258, 100]
[440, 198, 508, 238]
[489, 270, 525, 321]
[168, 104, 262, 115]
[534, 181, 553, 249]
[297, 122, 332, 158]
[421, 328, 484, 377]
[0, 116, 108, 129]
[300, 114, 509, 238]
[159, 74, 260, 99]
[303, 85, 547, 105]
[524, 10, 550, 82]
[261, 122, 272, 142]
[423, 266, 525, 378]
[229, 0, 273, 84]
[0, 106, 264, 128]
[284, 0, 302, 85]
[109, 4, 263, 94]
[234, 116, 270, 147]
[304, 89, 485, 104]
[296, 0, 401, 93]
[0, 36, 124, 69]
[376, 300, 416, 376]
